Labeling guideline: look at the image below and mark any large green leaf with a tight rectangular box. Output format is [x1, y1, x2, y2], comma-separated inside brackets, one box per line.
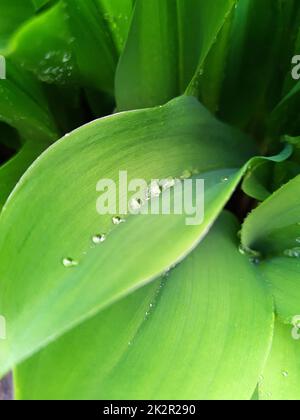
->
[0, 96, 255, 377]
[116, 0, 236, 111]
[14, 213, 274, 400]
[62, 0, 133, 94]
[259, 320, 300, 400]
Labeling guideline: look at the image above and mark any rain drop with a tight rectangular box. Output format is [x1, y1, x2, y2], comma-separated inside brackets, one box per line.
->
[62, 258, 78, 268]
[112, 216, 125, 225]
[159, 177, 176, 191]
[180, 170, 192, 180]
[147, 181, 161, 198]
[92, 234, 106, 245]
[284, 248, 300, 258]
[250, 257, 261, 266]
[282, 371, 289, 378]
[221, 176, 229, 183]
[130, 198, 143, 211]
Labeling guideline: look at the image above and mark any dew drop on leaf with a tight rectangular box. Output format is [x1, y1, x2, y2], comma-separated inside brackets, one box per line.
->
[180, 170, 192, 180]
[112, 216, 125, 225]
[92, 234, 106, 245]
[284, 248, 300, 258]
[62, 258, 78, 268]
[160, 177, 176, 191]
[129, 198, 143, 211]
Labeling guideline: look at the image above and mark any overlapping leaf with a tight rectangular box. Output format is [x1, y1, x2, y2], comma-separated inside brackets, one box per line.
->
[190, 0, 299, 130]
[0, 96, 255, 377]
[14, 213, 274, 400]
[63, 0, 133, 94]
[242, 175, 300, 323]
[116, 0, 236, 110]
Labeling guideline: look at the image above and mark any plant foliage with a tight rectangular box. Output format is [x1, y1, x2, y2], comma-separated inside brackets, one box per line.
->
[1, 0, 300, 401]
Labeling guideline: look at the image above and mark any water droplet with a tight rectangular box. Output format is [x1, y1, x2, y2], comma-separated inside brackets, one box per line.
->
[92, 234, 106, 244]
[284, 247, 300, 258]
[221, 176, 229, 183]
[250, 257, 261, 266]
[159, 177, 176, 191]
[62, 258, 78, 268]
[147, 181, 161, 199]
[180, 170, 192, 180]
[62, 52, 71, 63]
[112, 216, 125, 225]
[282, 371, 289, 378]
[130, 198, 143, 211]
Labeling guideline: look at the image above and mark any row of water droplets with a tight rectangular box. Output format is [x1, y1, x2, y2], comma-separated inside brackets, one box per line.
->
[62, 215, 125, 268]
[258, 370, 289, 400]
[62, 170, 196, 268]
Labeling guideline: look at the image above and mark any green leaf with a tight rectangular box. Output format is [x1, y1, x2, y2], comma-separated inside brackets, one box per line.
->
[116, 0, 236, 111]
[191, 7, 234, 114]
[0, 96, 255, 377]
[6, 1, 79, 85]
[63, 0, 133, 94]
[269, 81, 300, 136]
[0, 0, 34, 50]
[260, 257, 300, 323]
[14, 212, 274, 400]
[242, 172, 300, 323]
[208, 0, 296, 130]
[0, 61, 58, 142]
[242, 160, 274, 202]
[242, 159, 300, 202]
[242, 174, 300, 258]
[268, 4, 300, 136]
[259, 320, 300, 400]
